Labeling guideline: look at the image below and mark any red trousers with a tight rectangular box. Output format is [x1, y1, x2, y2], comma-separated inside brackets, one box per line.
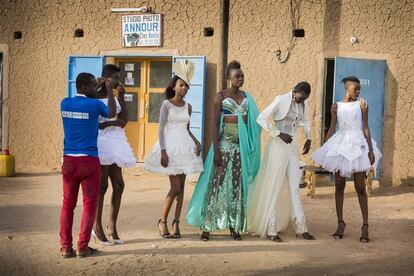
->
[59, 156, 101, 250]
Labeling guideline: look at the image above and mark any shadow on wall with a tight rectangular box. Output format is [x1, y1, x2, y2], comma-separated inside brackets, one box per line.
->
[202, 62, 217, 158]
[323, 0, 342, 51]
[381, 68, 397, 186]
[401, 177, 414, 187]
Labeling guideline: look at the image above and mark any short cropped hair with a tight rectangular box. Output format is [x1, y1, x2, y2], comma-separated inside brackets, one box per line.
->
[76, 72, 95, 90]
[293, 81, 311, 94]
[102, 64, 121, 77]
[341, 76, 360, 84]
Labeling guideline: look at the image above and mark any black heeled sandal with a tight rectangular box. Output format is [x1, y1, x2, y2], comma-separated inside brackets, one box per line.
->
[267, 235, 283, 242]
[201, 231, 210, 241]
[230, 228, 242, 241]
[332, 220, 346, 239]
[301, 232, 316, 240]
[171, 219, 182, 239]
[158, 219, 172, 239]
[360, 224, 369, 243]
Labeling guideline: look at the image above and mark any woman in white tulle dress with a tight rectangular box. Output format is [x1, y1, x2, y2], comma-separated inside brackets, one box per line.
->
[93, 64, 137, 246]
[312, 76, 382, 243]
[145, 67, 203, 239]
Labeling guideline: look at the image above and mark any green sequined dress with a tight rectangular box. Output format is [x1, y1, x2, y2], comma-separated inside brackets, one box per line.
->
[200, 97, 248, 232]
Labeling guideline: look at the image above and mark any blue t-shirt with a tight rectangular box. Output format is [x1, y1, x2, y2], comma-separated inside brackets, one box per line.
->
[61, 96, 109, 157]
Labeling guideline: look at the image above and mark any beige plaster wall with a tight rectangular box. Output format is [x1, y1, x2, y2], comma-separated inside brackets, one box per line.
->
[228, 0, 414, 186]
[0, 0, 413, 185]
[0, 0, 220, 170]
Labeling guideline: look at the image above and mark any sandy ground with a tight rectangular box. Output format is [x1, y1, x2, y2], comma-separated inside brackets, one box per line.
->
[0, 165, 413, 276]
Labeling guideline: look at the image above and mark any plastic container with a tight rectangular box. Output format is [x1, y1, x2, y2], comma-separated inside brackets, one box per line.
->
[0, 150, 15, 177]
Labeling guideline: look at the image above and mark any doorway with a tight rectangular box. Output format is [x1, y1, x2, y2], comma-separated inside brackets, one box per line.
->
[321, 56, 387, 177]
[115, 57, 172, 161]
[321, 58, 335, 144]
[0, 53, 3, 150]
[67, 55, 207, 163]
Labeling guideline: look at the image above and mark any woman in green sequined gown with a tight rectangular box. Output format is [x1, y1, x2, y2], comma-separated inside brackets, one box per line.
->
[186, 61, 261, 241]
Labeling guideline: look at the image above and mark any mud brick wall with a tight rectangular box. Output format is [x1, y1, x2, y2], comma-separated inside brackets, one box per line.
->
[0, 0, 220, 170]
[228, 0, 413, 186]
[0, 0, 413, 185]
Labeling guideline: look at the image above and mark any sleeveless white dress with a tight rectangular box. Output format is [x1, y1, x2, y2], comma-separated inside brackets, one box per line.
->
[312, 99, 382, 178]
[97, 97, 137, 168]
[144, 101, 204, 175]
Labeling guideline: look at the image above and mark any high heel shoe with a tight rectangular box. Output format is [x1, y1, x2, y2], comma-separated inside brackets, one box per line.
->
[230, 228, 242, 241]
[171, 219, 182, 239]
[332, 220, 346, 239]
[91, 229, 113, 246]
[300, 232, 316, 240]
[201, 231, 210, 241]
[110, 237, 124, 244]
[106, 226, 124, 244]
[360, 224, 369, 243]
[158, 219, 172, 239]
[267, 235, 283, 242]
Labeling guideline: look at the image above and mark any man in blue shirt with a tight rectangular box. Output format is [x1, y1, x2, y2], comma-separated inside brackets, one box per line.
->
[60, 72, 116, 258]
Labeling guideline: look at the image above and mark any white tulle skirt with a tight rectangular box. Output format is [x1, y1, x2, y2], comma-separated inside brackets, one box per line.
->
[97, 127, 137, 168]
[312, 129, 382, 178]
[144, 127, 204, 176]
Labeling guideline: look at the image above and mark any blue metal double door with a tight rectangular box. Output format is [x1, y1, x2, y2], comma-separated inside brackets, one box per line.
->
[332, 57, 387, 177]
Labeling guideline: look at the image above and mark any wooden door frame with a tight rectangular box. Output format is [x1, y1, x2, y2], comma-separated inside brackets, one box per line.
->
[109, 56, 172, 161]
[114, 58, 146, 160]
[320, 58, 335, 145]
[143, 58, 171, 160]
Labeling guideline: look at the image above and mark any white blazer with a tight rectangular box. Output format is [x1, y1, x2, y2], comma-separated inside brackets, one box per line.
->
[257, 90, 312, 140]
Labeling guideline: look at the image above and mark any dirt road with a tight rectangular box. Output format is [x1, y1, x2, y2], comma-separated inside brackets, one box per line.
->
[0, 166, 413, 275]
